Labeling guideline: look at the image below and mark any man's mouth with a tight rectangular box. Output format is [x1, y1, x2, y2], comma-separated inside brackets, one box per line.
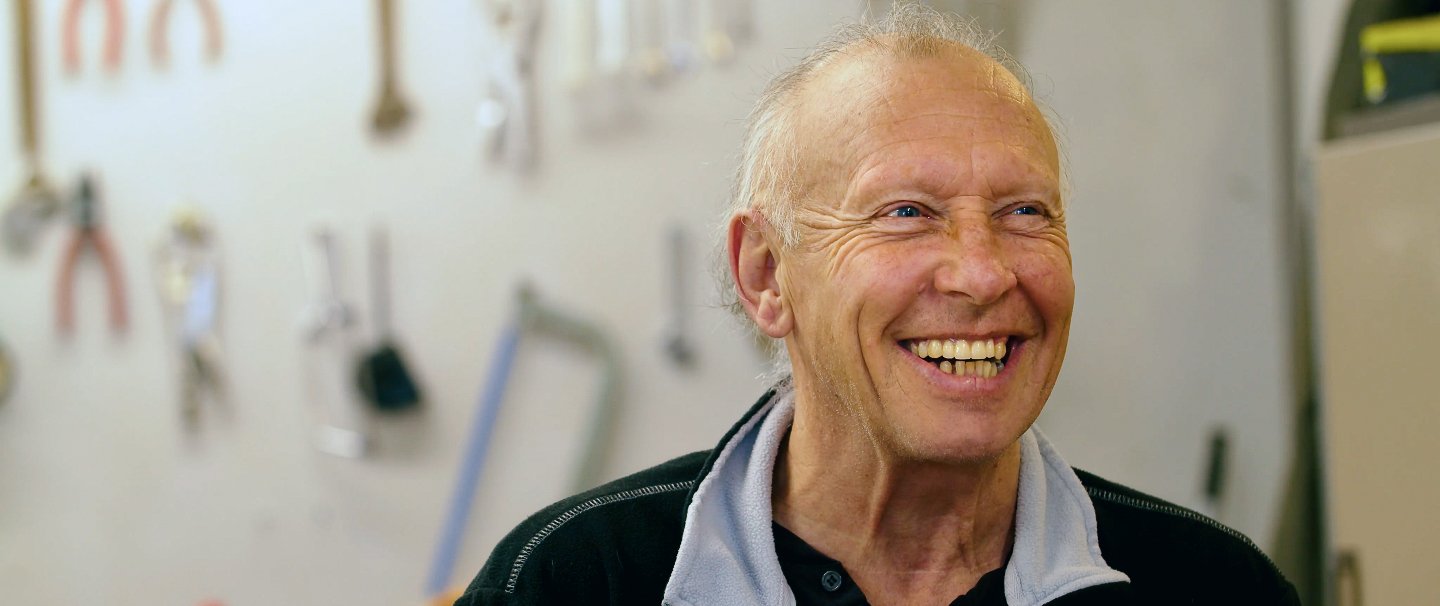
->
[901, 338, 1012, 378]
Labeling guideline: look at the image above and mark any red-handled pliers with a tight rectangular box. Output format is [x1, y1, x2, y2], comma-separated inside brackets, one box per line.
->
[61, 0, 125, 73]
[56, 175, 127, 335]
[150, 0, 224, 66]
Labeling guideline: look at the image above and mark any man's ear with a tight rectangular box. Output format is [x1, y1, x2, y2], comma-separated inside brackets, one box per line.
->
[728, 210, 793, 339]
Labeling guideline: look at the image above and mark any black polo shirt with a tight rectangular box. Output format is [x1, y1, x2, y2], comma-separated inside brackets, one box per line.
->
[773, 522, 1008, 605]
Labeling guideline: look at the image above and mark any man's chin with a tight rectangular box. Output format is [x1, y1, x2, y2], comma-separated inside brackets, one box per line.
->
[890, 427, 1027, 467]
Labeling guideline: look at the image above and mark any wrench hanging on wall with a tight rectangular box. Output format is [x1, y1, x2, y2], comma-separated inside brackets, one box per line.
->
[3, 0, 62, 256]
[370, 0, 413, 136]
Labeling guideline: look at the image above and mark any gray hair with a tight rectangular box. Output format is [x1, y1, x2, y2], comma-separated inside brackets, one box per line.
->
[716, 2, 1055, 380]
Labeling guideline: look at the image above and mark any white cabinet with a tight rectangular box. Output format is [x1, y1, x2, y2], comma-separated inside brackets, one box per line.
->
[1316, 123, 1440, 606]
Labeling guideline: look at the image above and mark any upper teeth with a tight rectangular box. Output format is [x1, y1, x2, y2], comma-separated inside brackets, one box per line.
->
[909, 338, 1007, 360]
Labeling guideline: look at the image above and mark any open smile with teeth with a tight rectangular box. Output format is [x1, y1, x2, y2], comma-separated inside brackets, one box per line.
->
[904, 338, 1011, 378]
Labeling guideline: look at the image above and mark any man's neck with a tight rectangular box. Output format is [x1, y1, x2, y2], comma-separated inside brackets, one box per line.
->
[771, 397, 1021, 606]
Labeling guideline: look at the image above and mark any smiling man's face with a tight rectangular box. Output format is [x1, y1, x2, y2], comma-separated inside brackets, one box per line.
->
[776, 46, 1073, 463]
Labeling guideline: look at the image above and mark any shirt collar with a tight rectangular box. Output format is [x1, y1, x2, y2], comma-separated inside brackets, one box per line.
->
[662, 384, 1129, 606]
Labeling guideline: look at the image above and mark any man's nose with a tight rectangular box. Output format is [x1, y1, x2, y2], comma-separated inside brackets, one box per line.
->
[933, 220, 1018, 306]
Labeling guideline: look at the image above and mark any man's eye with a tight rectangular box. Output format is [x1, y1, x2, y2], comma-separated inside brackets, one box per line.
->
[887, 205, 924, 218]
[1011, 205, 1043, 216]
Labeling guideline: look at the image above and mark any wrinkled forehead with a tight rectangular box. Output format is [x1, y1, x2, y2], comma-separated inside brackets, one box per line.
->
[791, 44, 1060, 180]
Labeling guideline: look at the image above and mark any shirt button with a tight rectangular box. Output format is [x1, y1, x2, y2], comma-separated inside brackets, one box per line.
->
[821, 570, 843, 592]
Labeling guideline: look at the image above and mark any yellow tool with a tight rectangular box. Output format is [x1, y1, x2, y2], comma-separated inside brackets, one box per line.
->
[1360, 14, 1440, 103]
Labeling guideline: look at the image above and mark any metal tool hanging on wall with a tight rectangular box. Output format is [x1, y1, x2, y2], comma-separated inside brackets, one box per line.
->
[3, 0, 62, 256]
[476, 0, 543, 171]
[155, 207, 224, 424]
[636, 0, 752, 84]
[149, 0, 224, 67]
[424, 282, 623, 602]
[301, 228, 370, 458]
[563, 0, 637, 133]
[370, 0, 413, 136]
[519, 284, 624, 492]
[61, 0, 125, 73]
[55, 174, 128, 336]
[560, 0, 599, 92]
[0, 332, 15, 407]
[354, 226, 421, 411]
[662, 225, 695, 366]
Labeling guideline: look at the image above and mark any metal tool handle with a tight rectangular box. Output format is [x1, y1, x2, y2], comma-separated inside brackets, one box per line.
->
[663, 225, 693, 366]
[0, 333, 15, 406]
[318, 230, 344, 305]
[15, 0, 39, 158]
[369, 227, 392, 338]
[305, 229, 367, 457]
[307, 228, 353, 337]
[370, 0, 411, 133]
[377, 0, 398, 88]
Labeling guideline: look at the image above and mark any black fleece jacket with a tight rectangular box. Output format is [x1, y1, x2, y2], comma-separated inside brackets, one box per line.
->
[457, 392, 1300, 605]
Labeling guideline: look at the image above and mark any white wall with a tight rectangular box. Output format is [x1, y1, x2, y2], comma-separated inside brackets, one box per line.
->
[0, 2, 1298, 604]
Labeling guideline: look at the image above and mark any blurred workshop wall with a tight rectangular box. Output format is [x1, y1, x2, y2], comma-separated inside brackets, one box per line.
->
[0, 1, 1303, 604]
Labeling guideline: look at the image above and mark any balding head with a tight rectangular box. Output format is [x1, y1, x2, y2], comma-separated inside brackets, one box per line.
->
[725, 4, 1055, 251]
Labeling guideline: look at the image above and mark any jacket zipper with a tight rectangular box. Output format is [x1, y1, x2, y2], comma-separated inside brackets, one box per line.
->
[1085, 486, 1286, 577]
[506, 481, 695, 593]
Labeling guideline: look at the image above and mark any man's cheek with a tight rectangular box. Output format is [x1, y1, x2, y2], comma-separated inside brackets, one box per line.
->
[1014, 254, 1075, 294]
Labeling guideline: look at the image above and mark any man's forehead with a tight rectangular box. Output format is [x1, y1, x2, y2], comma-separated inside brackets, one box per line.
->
[788, 44, 1059, 194]
[805, 47, 1042, 132]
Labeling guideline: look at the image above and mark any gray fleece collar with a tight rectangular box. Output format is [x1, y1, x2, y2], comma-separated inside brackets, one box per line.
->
[662, 386, 1130, 605]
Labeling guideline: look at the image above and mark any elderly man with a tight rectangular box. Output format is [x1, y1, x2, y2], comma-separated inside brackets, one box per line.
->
[458, 7, 1299, 606]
